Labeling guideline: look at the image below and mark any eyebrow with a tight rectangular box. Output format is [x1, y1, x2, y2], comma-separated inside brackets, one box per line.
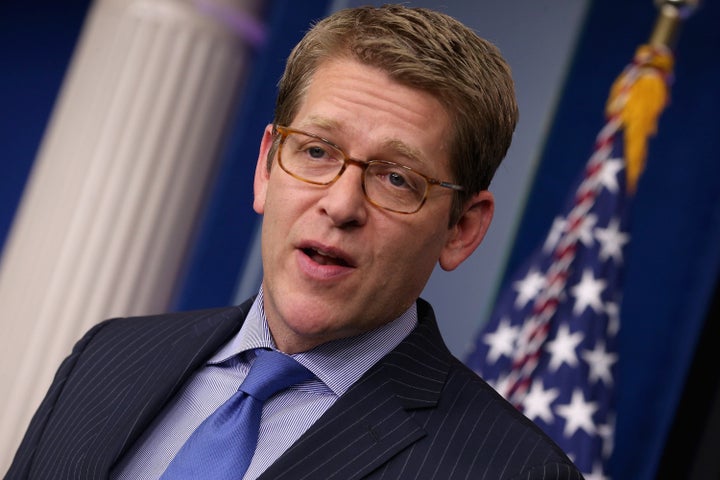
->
[300, 115, 426, 167]
[382, 138, 423, 166]
[302, 115, 339, 132]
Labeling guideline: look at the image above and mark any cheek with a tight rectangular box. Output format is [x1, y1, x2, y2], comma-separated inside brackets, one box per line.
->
[260, 185, 296, 254]
[376, 222, 448, 284]
[264, 178, 307, 221]
[261, 181, 321, 259]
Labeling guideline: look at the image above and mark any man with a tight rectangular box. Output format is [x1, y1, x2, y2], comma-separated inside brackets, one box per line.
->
[7, 5, 584, 479]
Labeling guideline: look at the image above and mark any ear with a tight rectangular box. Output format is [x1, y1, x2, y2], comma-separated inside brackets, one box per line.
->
[438, 190, 494, 271]
[253, 125, 275, 214]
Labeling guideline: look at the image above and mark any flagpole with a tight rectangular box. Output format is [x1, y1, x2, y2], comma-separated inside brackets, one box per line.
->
[650, 0, 699, 48]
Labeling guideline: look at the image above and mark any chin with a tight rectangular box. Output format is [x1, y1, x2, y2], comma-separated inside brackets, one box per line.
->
[285, 311, 343, 338]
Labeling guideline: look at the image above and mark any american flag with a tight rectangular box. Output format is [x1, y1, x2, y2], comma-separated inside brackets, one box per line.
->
[465, 123, 630, 479]
[462, 47, 670, 476]
[465, 39, 675, 477]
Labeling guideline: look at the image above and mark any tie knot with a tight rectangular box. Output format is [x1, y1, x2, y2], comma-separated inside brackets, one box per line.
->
[239, 349, 313, 401]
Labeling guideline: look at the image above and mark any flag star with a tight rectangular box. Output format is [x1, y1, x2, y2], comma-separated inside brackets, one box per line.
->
[545, 323, 583, 371]
[594, 218, 630, 263]
[522, 379, 559, 424]
[597, 158, 624, 193]
[597, 414, 615, 459]
[583, 462, 609, 480]
[482, 317, 519, 363]
[571, 269, 607, 315]
[605, 302, 621, 337]
[543, 217, 566, 253]
[581, 340, 618, 385]
[513, 268, 545, 309]
[577, 214, 598, 247]
[555, 388, 598, 437]
[489, 374, 513, 399]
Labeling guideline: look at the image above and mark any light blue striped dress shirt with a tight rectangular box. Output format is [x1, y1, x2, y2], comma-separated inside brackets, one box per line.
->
[112, 288, 417, 480]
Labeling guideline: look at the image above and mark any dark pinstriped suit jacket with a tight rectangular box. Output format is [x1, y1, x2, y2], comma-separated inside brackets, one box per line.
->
[6, 297, 584, 479]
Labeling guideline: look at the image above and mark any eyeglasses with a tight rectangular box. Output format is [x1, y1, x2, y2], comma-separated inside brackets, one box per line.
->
[274, 125, 465, 214]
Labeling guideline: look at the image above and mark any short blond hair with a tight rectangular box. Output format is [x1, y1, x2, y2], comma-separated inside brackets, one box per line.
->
[272, 5, 518, 225]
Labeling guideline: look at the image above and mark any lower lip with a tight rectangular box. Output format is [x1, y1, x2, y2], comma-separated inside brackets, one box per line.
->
[296, 249, 355, 281]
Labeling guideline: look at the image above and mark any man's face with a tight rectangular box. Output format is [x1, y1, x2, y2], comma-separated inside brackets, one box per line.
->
[253, 58, 491, 353]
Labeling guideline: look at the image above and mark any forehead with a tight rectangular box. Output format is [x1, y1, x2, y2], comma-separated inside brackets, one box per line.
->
[292, 59, 452, 173]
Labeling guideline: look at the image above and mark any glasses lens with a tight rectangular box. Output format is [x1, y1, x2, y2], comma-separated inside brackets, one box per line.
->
[280, 132, 344, 184]
[277, 129, 431, 214]
[364, 162, 428, 213]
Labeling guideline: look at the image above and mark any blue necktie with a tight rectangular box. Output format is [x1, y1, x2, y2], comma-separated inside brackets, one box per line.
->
[160, 349, 313, 479]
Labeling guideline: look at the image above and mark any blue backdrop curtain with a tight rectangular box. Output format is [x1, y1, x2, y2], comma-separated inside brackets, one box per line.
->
[504, 0, 720, 478]
[0, 0, 91, 254]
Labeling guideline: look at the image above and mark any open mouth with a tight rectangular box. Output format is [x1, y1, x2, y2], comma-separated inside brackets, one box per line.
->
[302, 247, 352, 267]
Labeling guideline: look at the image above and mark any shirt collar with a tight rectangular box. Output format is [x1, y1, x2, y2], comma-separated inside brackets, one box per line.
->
[209, 288, 276, 364]
[209, 286, 418, 397]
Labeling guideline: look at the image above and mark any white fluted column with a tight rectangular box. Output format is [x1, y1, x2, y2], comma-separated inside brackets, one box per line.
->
[0, 0, 263, 469]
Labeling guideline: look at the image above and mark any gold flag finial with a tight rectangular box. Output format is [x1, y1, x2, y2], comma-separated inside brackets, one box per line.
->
[650, 0, 700, 48]
[606, 0, 699, 193]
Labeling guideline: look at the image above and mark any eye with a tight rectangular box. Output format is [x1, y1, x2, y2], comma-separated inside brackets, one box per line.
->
[306, 145, 328, 159]
[388, 172, 409, 188]
[372, 164, 424, 193]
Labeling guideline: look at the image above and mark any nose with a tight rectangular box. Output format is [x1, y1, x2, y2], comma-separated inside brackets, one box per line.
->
[316, 163, 369, 228]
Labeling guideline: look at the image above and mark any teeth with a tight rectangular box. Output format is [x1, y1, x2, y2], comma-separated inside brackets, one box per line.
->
[305, 247, 349, 267]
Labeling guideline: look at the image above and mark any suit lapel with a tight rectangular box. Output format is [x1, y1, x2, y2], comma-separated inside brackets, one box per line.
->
[110, 301, 253, 459]
[93, 300, 254, 475]
[24, 301, 254, 479]
[260, 299, 452, 479]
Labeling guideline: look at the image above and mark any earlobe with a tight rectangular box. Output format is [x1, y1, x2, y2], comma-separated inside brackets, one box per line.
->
[253, 125, 275, 214]
[438, 191, 494, 271]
